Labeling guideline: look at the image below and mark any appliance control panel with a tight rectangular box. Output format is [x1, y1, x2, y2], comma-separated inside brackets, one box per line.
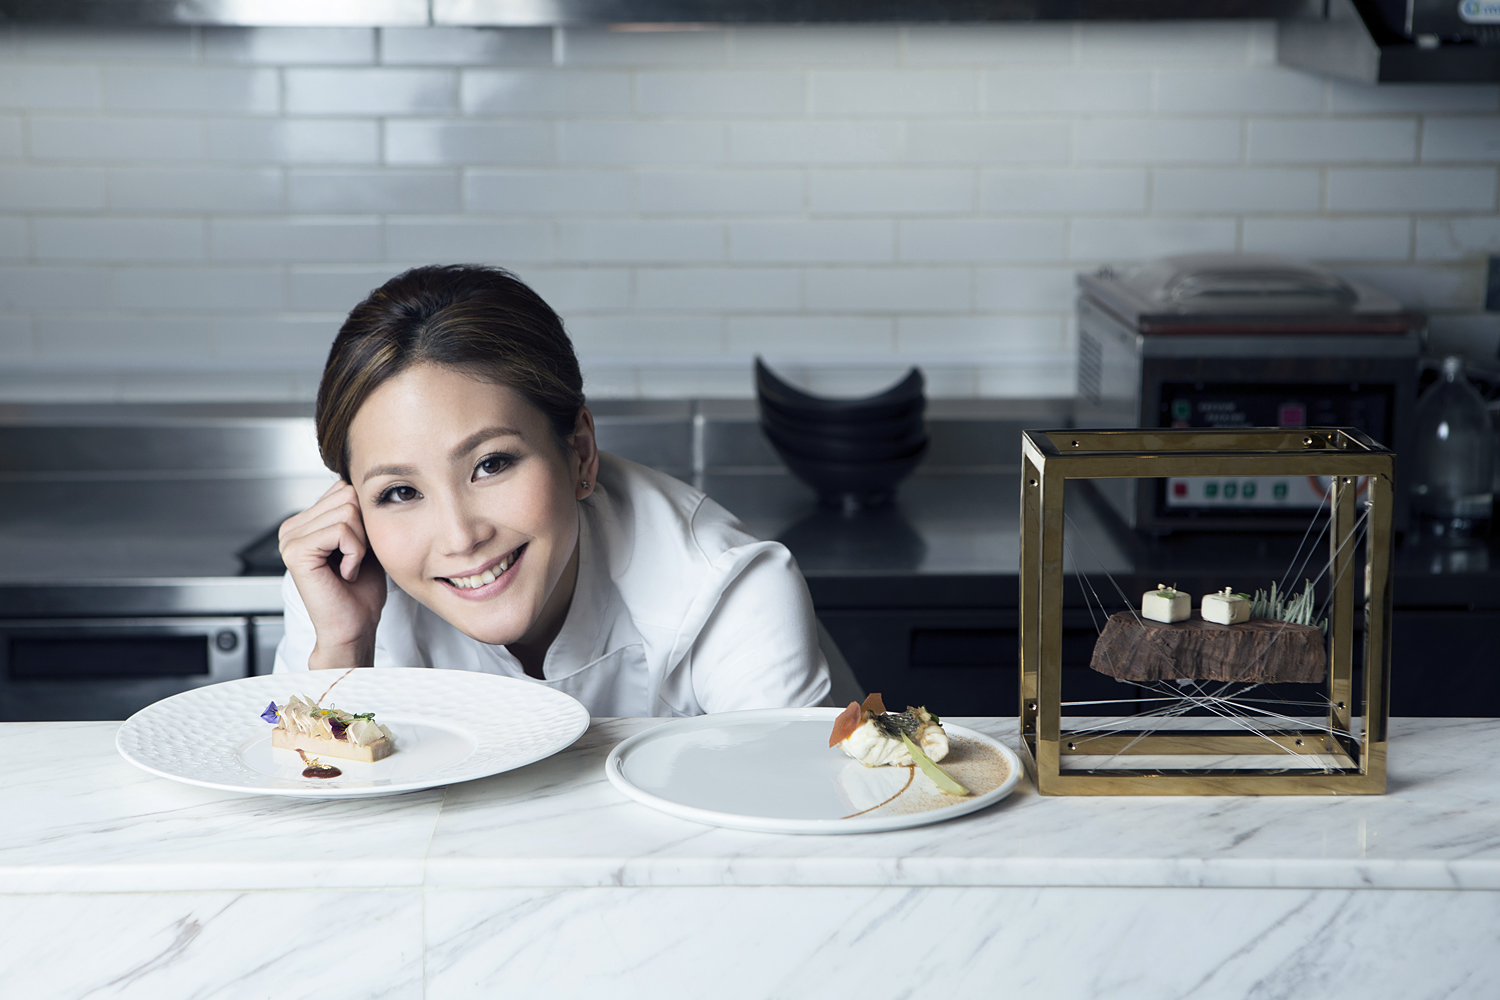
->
[1159, 382, 1391, 436]
[1165, 474, 1341, 510]
[1157, 381, 1391, 515]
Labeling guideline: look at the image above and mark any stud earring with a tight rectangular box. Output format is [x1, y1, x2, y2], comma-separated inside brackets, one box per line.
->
[580, 480, 590, 490]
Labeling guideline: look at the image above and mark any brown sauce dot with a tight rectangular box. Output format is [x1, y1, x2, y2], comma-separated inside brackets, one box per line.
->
[294, 749, 341, 779]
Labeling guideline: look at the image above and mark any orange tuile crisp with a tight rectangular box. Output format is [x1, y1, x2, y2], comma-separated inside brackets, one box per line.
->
[862, 692, 887, 715]
[829, 701, 864, 747]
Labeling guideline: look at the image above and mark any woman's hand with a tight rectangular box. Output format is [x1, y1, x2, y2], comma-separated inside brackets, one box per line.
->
[278, 481, 387, 670]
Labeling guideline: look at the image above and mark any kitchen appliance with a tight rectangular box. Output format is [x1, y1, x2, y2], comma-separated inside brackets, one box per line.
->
[0, 405, 327, 721]
[1075, 253, 1423, 535]
[0, 617, 253, 722]
[1280, 0, 1500, 83]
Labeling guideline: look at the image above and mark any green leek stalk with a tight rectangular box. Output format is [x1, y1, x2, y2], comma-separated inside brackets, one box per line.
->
[900, 733, 970, 797]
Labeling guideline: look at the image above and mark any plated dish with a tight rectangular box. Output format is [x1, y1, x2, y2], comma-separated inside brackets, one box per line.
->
[605, 707, 1021, 835]
[116, 668, 590, 799]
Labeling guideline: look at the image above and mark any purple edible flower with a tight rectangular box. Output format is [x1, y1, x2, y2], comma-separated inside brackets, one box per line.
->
[260, 702, 279, 724]
[328, 717, 349, 741]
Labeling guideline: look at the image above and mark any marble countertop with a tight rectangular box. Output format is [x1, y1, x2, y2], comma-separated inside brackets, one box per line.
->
[6, 717, 1499, 897]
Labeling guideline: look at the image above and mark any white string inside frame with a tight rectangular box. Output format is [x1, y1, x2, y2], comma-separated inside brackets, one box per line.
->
[1057, 485, 1371, 774]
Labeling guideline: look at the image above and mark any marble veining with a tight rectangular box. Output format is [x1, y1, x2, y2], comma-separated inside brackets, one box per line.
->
[3, 890, 423, 1000]
[6, 718, 1500, 894]
[423, 716, 1500, 892]
[422, 886, 1500, 999]
[6, 716, 1500, 998]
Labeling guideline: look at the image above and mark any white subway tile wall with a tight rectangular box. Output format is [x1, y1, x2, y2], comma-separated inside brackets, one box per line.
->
[0, 22, 1496, 401]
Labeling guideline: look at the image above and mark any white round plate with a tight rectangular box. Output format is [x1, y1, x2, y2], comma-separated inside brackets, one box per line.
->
[605, 707, 1022, 835]
[117, 669, 590, 799]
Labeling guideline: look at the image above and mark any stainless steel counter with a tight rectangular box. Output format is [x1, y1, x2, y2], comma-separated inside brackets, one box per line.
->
[0, 407, 330, 617]
[0, 398, 1073, 617]
[3, 396, 1496, 614]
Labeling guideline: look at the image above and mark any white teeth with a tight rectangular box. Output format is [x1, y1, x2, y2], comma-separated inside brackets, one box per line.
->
[447, 550, 517, 589]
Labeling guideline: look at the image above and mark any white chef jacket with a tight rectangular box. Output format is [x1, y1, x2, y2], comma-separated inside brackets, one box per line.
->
[273, 452, 832, 717]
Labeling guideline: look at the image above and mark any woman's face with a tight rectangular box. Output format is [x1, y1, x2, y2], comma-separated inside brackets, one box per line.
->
[346, 363, 595, 647]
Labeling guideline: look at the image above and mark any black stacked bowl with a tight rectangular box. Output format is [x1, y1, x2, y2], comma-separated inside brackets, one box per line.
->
[756, 358, 928, 508]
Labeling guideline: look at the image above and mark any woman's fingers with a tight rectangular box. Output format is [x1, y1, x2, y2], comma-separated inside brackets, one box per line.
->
[277, 482, 385, 662]
[286, 520, 366, 579]
[280, 503, 369, 581]
[281, 500, 366, 553]
[279, 481, 360, 542]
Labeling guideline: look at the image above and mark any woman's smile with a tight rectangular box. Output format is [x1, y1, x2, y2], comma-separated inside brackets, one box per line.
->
[439, 542, 527, 596]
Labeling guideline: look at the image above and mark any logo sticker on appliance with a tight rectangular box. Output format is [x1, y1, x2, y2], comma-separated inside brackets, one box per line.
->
[1460, 0, 1500, 24]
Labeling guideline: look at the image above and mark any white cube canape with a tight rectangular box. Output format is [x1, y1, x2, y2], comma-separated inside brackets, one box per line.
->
[1141, 584, 1190, 624]
[1201, 587, 1251, 625]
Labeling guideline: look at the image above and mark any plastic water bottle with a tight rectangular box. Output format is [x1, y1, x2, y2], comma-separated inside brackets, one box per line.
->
[1412, 356, 1494, 536]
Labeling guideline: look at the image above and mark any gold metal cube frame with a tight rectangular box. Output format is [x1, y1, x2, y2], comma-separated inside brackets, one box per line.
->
[1019, 427, 1393, 795]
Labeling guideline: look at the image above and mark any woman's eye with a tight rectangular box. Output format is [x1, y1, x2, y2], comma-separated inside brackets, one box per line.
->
[473, 454, 511, 480]
[377, 484, 420, 505]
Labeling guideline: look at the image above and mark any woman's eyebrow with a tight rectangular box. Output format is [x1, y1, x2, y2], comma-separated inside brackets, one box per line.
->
[361, 463, 417, 484]
[358, 428, 524, 483]
[449, 426, 523, 460]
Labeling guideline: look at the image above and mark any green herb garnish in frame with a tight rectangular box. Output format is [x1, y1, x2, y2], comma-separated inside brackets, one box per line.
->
[899, 732, 970, 797]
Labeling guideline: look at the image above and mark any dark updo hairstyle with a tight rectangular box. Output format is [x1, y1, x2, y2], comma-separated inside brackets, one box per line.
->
[316, 264, 584, 481]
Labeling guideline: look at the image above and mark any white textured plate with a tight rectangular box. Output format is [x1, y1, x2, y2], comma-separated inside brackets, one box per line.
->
[117, 669, 590, 799]
[605, 707, 1022, 835]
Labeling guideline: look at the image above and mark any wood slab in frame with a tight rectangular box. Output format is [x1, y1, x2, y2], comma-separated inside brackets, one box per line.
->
[1089, 612, 1327, 685]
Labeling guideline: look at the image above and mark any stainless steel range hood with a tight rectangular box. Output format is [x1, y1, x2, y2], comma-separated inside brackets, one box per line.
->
[1278, 0, 1500, 82]
[0, 0, 1306, 27]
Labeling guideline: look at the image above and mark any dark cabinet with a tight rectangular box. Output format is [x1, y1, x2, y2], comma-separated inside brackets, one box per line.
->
[818, 608, 1144, 718]
[819, 603, 1500, 719]
[1388, 610, 1500, 717]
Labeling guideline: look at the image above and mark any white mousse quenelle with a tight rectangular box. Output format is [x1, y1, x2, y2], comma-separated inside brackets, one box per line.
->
[1142, 584, 1191, 624]
[1202, 587, 1251, 625]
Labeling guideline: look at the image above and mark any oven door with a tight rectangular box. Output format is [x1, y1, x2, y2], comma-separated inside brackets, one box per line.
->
[0, 617, 253, 722]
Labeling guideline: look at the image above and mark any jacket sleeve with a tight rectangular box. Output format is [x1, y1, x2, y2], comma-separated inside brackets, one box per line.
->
[271, 571, 314, 674]
[681, 539, 832, 715]
[273, 571, 420, 672]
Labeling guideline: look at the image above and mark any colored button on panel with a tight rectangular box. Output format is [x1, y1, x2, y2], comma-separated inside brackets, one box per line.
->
[1241, 481, 1257, 499]
[1205, 482, 1219, 498]
[1273, 482, 1288, 499]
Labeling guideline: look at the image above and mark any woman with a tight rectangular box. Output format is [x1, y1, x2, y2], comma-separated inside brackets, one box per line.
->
[274, 264, 831, 717]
